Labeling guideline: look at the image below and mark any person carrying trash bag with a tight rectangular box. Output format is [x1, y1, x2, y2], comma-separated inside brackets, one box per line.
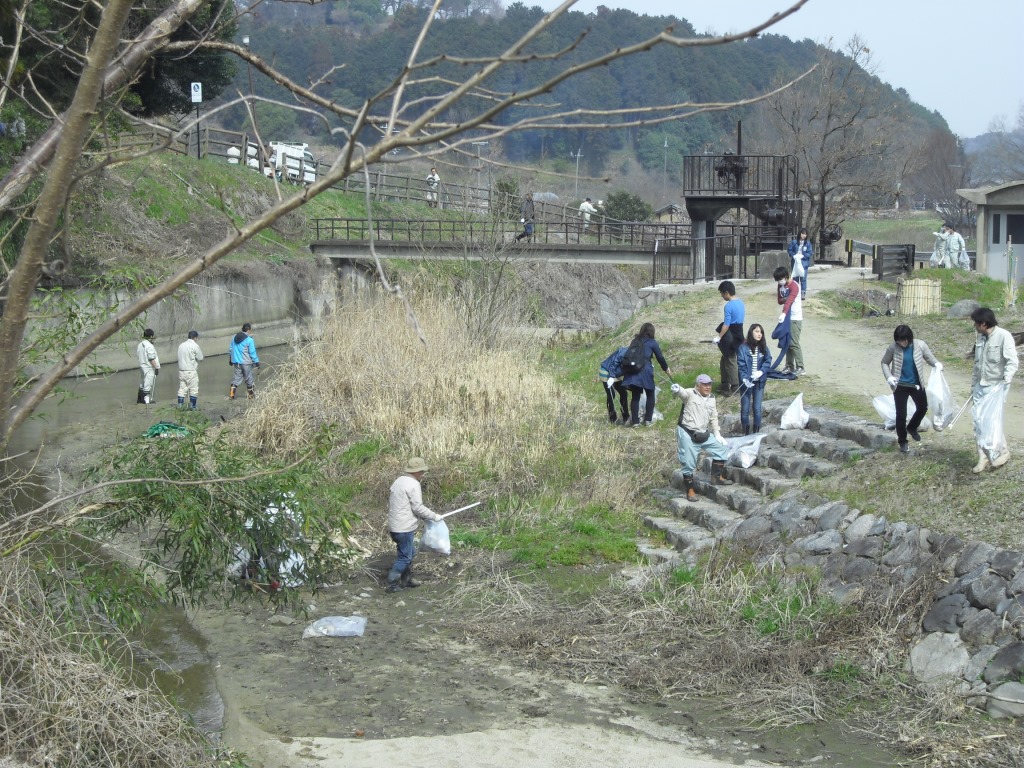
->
[386, 457, 444, 593]
[879, 324, 943, 455]
[620, 322, 673, 427]
[670, 374, 732, 503]
[599, 347, 630, 424]
[969, 307, 1019, 472]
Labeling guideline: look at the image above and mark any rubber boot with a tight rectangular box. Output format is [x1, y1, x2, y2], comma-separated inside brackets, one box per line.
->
[742, 424, 751, 436]
[972, 449, 990, 474]
[711, 461, 734, 485]
[229, 385, 237, 400]
[992, 450, 1011, 469]
[189, 396, 198, 411]
[684, 475, 698, 503]
[137, 387, 147, 404]
[247, 387, 255, 400]
[400, 566, 421, 588]
[385, 578, 403, 594]
[177, 396, 185, 408]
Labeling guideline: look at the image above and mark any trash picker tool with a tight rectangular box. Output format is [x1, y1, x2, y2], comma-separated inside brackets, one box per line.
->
[440, 502, 481, 519]
[946, 397, 972, 431]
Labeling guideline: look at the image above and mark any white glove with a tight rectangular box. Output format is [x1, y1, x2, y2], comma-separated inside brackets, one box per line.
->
[711, 337, 720, 345]
[935, 362, 943, 371]
[778, 313, 786, 323]
[670, 383, 682, 394]
[606, 377, 617, 389]
[1004, 376, 1013, 385]
[743, 378, 753, 389]
[887, 376, 898, 388]
[751, 370, 763, 381]
[520, 218, 525, 224]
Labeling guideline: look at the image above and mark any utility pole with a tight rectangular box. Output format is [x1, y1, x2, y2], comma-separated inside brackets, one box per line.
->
[571, 147, 583, 198]
[662, 136, 668, 202]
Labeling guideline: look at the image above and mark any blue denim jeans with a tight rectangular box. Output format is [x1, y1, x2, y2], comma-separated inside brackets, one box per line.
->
[388, 531, 417, 584]
[740, 384, 764, 432]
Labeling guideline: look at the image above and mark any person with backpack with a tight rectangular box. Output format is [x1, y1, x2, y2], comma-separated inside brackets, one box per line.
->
[737, 323, 772, 435]
[599, 347, 629, 424]
[620, 322, 673, 427]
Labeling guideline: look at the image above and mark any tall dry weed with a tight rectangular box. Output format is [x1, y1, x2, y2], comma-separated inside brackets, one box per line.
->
[240, 291, 621, 495]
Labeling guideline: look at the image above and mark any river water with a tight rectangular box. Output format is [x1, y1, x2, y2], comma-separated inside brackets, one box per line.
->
[7, 345, 295, 738]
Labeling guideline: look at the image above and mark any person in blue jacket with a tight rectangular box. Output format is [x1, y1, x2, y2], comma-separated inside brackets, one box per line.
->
[620, 322, 673, 427]
[737, 323, 773, 435]
[788, 227, 813, 296]
[599, 347, 629, 424]
[229, 322, 260, 399]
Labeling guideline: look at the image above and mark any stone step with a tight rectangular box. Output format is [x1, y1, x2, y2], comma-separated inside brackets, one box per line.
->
[765, 429, 875, 463]
[635, 538, 682, 566]
[664, 494, 743, 531]
[643, 515, 715, 554]
[757, 442, 842, 477]
[724, 462, 803, 496]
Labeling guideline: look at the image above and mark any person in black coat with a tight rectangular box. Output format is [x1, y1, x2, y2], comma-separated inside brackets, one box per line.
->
[620, 322, 673, 427]
[599, 347, 629, 424]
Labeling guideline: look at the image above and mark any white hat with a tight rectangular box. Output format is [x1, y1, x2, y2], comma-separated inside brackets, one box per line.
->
[404, 457, 429, 474]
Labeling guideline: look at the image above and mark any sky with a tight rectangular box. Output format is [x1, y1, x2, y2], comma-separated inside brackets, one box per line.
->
[534, 0, 1024, 138]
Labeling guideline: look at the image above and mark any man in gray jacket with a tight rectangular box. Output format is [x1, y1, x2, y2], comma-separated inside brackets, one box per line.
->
[386, 457, 443, 593]
[970, 308, 1019, 472]
[670, 374, 733, 502]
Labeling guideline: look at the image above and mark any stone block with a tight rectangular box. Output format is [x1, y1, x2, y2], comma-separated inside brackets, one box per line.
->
[841, 556, 880, 583]
[965, 572, 1010, 612]
[987, 682, 1024, 719]
[733, 515, 772, 542]
[955, 541, 996, 576]
[961, 609, 1002, 647]
[793, 529, 843, 555]
[844, 536, 884, 559]
[844, 513, 886, 541]
[815, 502, 849, 532]
[910, 632, 969, 686]
[983, 641, 1024, 684]
[991, 550, 1024, 580]
[923, 594, 967, 633]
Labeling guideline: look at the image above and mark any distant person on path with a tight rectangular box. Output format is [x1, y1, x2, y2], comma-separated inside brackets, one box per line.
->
[425, 167, 441, 208]
[176, 330, 204, 410]
[879, 324, 942, 455]
[514, 192, 535, 242]
[229, 322, 260, 400]
[774, 265, 804, 376]
[136, 328, 160, 404]
[386, 457, 443, 593]
[669, 373, 732, 503]
[931, 222, 966, 269]
[620, 322, 673, 427]
[969, 307, 1019, 472]
[579, 197, 598, 230]
[715, 280, 745, 396]
[787, 227, 813, 295]
[737, 323, 772, 435]
[599, 346, 630, 424]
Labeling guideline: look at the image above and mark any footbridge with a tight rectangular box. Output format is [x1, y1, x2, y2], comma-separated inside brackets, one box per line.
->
[308, 218, 776, 284]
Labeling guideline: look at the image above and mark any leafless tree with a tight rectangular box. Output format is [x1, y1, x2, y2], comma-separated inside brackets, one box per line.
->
[970, 103, 1024, 185]
[0, 0, 815, 455]
[752, 36, 902, 251]
[907, 128, 975, 232]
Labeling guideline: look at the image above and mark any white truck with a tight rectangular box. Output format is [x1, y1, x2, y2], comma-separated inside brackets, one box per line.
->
[268, 142, 317, 184]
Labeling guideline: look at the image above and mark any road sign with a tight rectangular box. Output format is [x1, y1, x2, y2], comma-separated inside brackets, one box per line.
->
[191, 82, 203, 104]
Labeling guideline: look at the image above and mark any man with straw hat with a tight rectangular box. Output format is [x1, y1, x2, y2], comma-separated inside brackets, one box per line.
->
[386, 457, 443, 593]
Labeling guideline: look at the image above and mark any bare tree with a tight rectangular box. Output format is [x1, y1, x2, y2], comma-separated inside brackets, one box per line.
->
[970, 103, 1024, 185]
[0, 0, 815, 455]
[753, 36, 900, 251]
[908, 128, 975, 231]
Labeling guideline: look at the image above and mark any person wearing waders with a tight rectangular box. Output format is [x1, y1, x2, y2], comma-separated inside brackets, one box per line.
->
[386, 457, 443, 593]
[176, 330, 204, 410]
[136, 328, 160, 404]
[229, 323, 259, 400]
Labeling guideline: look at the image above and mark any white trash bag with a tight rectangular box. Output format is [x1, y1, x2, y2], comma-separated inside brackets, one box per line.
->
[871, 392, 932, 432]
[422, 519, 452, 555]
[975, 383, 1009, 461]
[637, 386, 664, 422]
[780, 393, 809, 430]
[725, 434, 766, 468]
[926, 370, 959, 432]
[302, 615, 367, 639]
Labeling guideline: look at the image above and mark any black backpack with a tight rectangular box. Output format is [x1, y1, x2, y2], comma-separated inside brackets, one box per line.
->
[620, 338, 647, 377]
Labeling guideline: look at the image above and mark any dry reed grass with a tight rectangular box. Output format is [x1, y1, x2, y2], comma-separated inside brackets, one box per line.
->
[0, 557, 213, 768]
[239, 290, 624, 501]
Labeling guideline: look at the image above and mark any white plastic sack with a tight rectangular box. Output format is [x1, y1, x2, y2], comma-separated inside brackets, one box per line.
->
[302, 615, 367, 639]
[637, 386, 664, 422]
[926, 370, 959, 431]
[422, 519, 452, 555]
[725, 434, 765, 468]
[975, 383, 1009, 460]
[792, 256, 806, 279]
[871, 392, 932, 432]
[929, 249, 940, 267]
[780, 393, 809, 430]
